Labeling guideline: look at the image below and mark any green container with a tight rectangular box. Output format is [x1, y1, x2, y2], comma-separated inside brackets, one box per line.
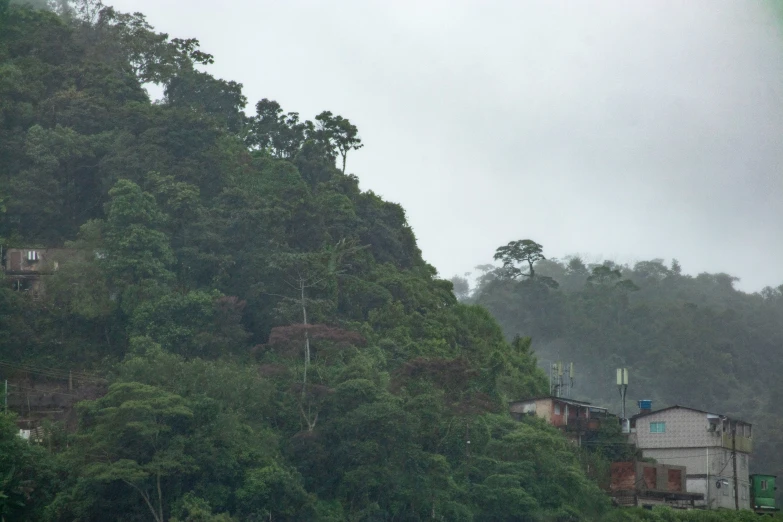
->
[750, 474, 778, 512]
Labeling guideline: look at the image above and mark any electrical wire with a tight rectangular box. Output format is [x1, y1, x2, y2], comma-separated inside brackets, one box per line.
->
[0, 358, 101, 380]
[0, 359, 104, 383]
[6, 384, 81, 397]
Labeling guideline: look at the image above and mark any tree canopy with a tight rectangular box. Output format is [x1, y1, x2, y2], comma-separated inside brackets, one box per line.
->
[469, 245, 783, 503]
[1, 3, 779, 521]
[0, 2, 619, 520]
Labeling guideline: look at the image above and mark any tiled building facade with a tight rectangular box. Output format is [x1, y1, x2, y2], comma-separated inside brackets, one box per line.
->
[630, 406, 752, 510]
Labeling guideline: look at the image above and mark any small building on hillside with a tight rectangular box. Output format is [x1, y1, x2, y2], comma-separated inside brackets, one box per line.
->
[629, 405, 752, 510]
[509, 396, 610, 442]
[609, 461, 704, 509]
[1, 247, 69, 298]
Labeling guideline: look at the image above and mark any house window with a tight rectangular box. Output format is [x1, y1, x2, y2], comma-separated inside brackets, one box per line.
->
[761, 480, 768, 491]
[554, 404, 561, 415]
[650, 421, 666, 433]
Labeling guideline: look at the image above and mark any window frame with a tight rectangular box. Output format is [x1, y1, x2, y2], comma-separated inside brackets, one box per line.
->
[649, 421, 666, 433]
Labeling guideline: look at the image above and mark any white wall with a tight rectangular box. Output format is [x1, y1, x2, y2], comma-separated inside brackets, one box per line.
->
[635, 408, 723, 449]
[643, 447, 750, 509]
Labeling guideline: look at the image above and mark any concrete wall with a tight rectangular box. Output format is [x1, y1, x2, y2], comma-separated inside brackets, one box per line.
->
[641, 447, 734, 476]
[635, 408, 752, 453]
[509, 398, 559, 424]
[687, 477, 708, 503]
[644, 449, 751, 510]
[508, 400, 533, 418]
[634, 407, 753, 511]
[509, 398, 606, 431]
[610, 461, 687, 493]
[697, 477, 750, 510]
[635, 408, 723, 449]
[4, 248, 49, 272]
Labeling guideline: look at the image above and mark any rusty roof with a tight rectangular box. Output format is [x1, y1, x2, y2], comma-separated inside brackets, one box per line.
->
[508, 395, 608, 410]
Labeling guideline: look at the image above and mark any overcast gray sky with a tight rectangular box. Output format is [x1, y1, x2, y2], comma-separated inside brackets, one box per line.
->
[111, 0, 783, 292]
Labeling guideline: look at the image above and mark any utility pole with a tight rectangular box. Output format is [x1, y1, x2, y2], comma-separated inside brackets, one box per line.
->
[732, 421, 739, 510]
[706, 447, 710, 509]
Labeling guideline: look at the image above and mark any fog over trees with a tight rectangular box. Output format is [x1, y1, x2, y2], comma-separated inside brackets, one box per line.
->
[1, 1, 781, 521]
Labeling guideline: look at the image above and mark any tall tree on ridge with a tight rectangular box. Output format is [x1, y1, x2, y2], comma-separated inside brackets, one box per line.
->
[313, 111, 363, 174]
[493, 239, 546, 279]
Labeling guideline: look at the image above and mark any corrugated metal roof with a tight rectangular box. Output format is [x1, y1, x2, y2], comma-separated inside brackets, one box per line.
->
[508, 395, 608, 410]
[631, 404, 750, 425]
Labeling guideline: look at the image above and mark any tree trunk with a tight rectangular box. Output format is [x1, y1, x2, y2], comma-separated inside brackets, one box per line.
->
[123, 480, 162, 522]
[298, 278, 318, 431]
[300, 278, 309, 400]
[157, 472, 164, 522]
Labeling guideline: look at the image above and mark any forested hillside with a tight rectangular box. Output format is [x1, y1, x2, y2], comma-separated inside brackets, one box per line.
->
[464, 240, 783, 491]
[0, 1, 613, 520]
[1, 1, 781, 521]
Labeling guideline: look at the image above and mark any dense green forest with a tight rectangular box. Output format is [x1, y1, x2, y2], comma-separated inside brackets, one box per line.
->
[0, 1, 596, 520]
[460, 240, 783, 496]
[0, 1, 780, 521]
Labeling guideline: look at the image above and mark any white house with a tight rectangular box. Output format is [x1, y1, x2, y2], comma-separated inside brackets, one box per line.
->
[630, 405, 752, 510]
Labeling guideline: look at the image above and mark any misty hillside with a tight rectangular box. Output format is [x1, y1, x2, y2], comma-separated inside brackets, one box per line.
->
[0, 2, 612, 520]
[2, 1, 781, 521]
[465, 245, 783, 487]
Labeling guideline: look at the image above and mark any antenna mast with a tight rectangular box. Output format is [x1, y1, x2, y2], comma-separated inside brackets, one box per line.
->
[550, 361, 575, 398]
[616, 368, 629, 419]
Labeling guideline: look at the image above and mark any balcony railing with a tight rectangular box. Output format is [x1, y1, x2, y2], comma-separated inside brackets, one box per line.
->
[722, 433, 752, 453]
[563, 418, 602, 432]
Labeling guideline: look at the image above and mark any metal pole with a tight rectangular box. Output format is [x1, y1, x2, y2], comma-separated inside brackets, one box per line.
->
[617, 368, 628, 422]
[621, 387, 627, 420]
[732, 423, 739, 510]
[706, 447, 710, 509]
